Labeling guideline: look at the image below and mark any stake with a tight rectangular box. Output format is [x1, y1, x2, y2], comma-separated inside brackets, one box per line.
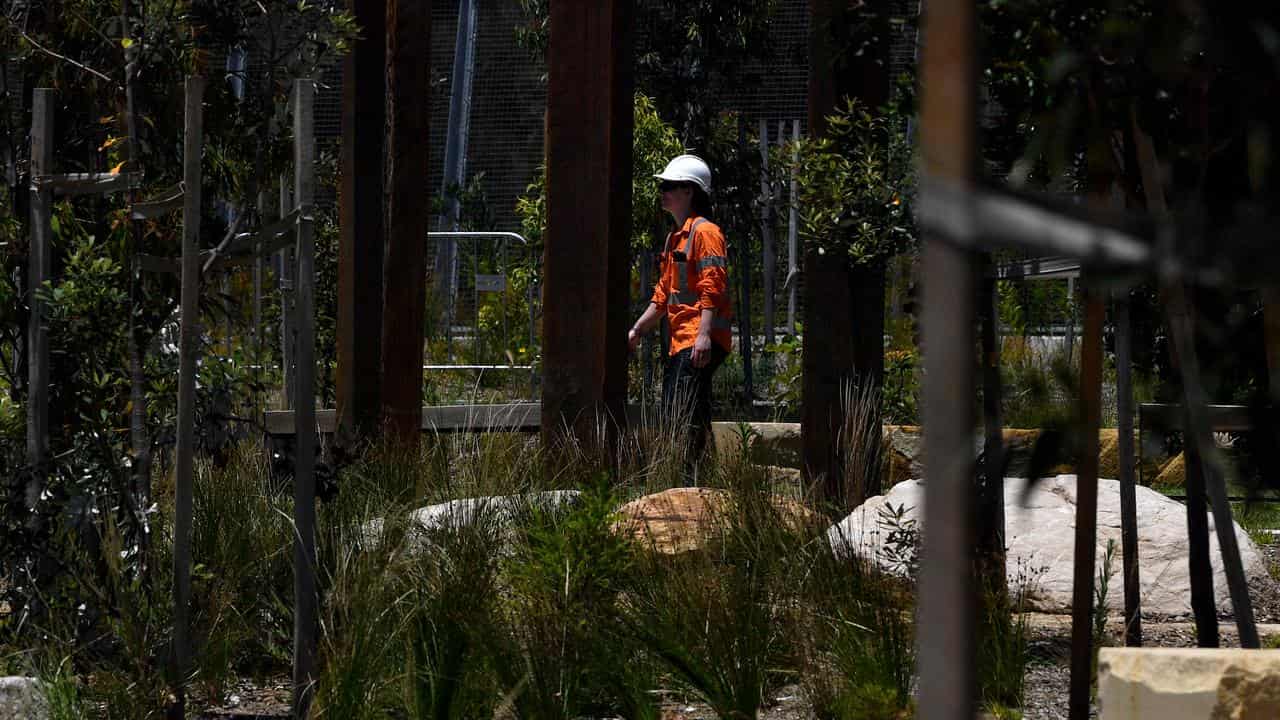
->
[760, 117, 775, 349]
[1115, 291, 1142, 646]
[1069, 291, 1103, 720]
[26, 89, 52, 479]
[292, 78, 319, 719]
[917, 0, 977, 715]
[1167, 283, 1259, 648]
[170, 75, 205, 720]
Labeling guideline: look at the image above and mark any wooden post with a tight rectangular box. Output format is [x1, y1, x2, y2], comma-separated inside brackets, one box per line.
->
[977, 263, 1007, 596]
[542, 0, 632, 451]
[292, 79, 319, 718]
[336, 0, 386, 444]
[169, 76, 204, 720]
[1069, 291, 1104, 720]
[279, 178, 295, 410]
[1167, 284, 1260, 648]
[736, 120, 754, 414]
[917, 0, 977, 717]
[786, 120, 799, 336]
[26, 89, 52, 478]
[1131, 111, 1220, 646]
[760, 118, 776, 349]
[381, 0, 431, 443]
[1115, 291, 1143, 646]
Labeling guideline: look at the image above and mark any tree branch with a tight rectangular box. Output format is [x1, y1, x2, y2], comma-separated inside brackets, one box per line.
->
[3, 17, 123, 90]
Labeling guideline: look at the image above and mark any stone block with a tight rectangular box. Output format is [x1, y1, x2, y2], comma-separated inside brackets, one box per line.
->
[1099, 647, 1280, 719]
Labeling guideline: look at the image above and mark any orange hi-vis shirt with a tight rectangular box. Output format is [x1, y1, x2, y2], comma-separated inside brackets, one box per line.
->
[650, 215, 733, 356]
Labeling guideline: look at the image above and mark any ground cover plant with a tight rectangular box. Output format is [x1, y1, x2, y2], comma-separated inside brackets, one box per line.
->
[0, 407, 1021, 720]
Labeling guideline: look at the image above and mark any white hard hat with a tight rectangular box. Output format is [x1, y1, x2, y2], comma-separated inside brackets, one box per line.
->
[654, 154, 712, 194]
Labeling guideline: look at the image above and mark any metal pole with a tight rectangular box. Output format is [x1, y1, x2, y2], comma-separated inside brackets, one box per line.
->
[917, 0, 977, 716]
[1115, 291, 1142, 647]
[170, 76, 204, 720]
[787, 120, 799, 335]
[437, 0, 479, 356]
[760, 118, 775, 349]
[1069, 291, 1103, 720]
[291, 78, 319, 719]
[26, 89, 52, 476]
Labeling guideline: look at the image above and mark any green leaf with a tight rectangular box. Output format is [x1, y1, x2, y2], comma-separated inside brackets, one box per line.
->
[120, 37, 134, 49]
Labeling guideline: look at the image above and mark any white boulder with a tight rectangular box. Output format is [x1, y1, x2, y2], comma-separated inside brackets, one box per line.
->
[829, 475, 1266, 616]
[364, 491, 581, 548]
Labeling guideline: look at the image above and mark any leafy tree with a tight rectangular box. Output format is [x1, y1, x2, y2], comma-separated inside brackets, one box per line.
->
[0, 0, 355, 658]
[785, 98, 915, 269]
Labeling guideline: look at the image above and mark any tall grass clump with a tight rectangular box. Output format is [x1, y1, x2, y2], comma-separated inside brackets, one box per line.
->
[801, 506, 917, 720]
[500, 477, 660, 719]
[311, 490, 417, 719]
[190, 443, 294, 696]
[402, 506, 508, 718]
[622, 463, 816, 720]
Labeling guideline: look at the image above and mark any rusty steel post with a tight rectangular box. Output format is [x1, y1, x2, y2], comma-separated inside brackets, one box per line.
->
[336, 0, 386, 445]
[381, 0, 431, 443]
[601, 0, 634, 440]
[542, 0, 633, 452]
[1069, 291, 1104, 720]
[917, 0, 978, 718]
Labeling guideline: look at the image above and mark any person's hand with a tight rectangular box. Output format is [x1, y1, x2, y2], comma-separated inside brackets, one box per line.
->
[628, 327, 642, 353]
[691, 332, 712, 368]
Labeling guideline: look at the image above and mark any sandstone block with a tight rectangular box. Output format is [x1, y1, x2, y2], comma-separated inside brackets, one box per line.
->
[1099, 647, 1280, 719]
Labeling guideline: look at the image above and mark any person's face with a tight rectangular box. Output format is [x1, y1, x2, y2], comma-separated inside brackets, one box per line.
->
[659, 180, 694, 216]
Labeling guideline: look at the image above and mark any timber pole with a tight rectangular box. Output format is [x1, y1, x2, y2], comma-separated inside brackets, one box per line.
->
[26, 89, 52, 478]
[542, 0, 632, 452]
[977, 259, 1007, 596]
[292, 79, 319, 718]
[170, 76, 205, 720]
[381, 0, 431, 443]
[917, 0, 978, 718]
[336, 0, 386, 445]
[1115, 291, 1142, 646]
[1068, 291, 1104, 720]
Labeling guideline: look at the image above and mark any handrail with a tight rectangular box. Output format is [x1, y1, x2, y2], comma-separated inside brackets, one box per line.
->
[427, 231, 528, 244]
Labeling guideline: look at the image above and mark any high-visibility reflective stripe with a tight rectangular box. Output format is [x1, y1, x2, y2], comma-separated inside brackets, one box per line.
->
[697, 255, 727, 271]
[668, 291, 699, 305]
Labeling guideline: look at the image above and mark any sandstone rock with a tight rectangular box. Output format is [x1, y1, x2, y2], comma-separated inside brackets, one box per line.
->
[829, 475, 1266, 615]
[711, 422, 802, 468]
[1156, 452, 1186, 489]
[614, 487, 819, 555]
[1099, 647, 1280, 720]
[0, 677, 47, 720]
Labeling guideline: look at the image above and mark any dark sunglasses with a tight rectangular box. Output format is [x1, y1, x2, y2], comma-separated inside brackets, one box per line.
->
[659, 181, 690, 192]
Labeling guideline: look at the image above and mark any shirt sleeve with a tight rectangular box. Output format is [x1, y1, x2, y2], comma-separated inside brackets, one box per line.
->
[650, 253, 668, 307]
[693, 226, 729, 312]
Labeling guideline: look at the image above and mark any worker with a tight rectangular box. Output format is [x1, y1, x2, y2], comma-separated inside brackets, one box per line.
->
[628, 154, 733, 483]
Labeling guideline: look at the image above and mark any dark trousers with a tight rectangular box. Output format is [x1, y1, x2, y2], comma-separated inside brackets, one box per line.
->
[661, 344, 728, 483]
